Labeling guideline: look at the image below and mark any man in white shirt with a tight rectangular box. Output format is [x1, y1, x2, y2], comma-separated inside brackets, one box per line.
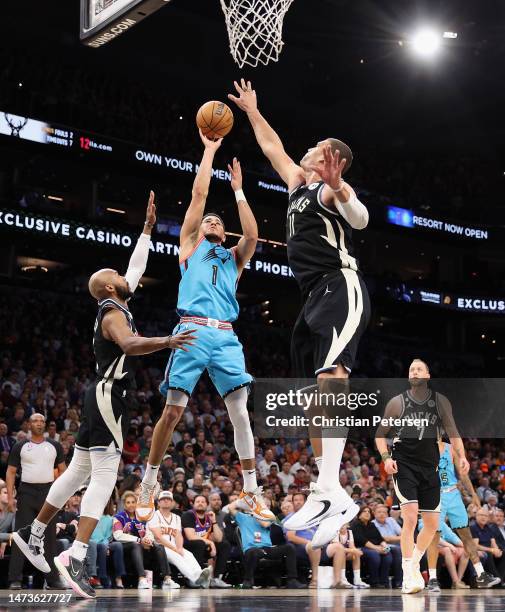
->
[278, 462, 295, 493]
[257, 449, 279, 479]
[147, 490, 210, 588]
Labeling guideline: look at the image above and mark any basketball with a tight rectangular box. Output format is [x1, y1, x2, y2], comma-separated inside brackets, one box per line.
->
[196, 101, 234, 139]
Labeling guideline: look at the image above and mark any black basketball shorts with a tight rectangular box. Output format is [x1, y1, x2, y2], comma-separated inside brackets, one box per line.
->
[76, 381, 131, 453]
[291, 269, 371, 377]
[392, 458, 441, 512]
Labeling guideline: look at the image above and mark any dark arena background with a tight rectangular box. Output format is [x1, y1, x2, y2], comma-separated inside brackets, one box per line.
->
[1, 1, 505, 611]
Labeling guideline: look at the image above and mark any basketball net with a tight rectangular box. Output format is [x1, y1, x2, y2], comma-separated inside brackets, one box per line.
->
[220, 0, 294, 68]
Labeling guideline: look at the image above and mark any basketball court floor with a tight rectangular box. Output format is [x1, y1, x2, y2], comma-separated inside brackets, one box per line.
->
[2, 589, 505, 611]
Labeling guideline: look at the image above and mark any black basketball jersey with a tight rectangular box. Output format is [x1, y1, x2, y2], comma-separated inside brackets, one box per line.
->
[287, 181, 359, 298]
[93, 298, 137, 388]
[392, 389, 442, 468]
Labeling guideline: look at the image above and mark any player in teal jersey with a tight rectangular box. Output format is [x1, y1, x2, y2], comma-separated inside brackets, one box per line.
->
[425, 439, 500, 590]
[137, 131, 275, 527]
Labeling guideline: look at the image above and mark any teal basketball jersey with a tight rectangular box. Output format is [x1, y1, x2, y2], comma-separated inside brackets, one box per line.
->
[438, 442, 458, 488]
[177, 237, 239, 321]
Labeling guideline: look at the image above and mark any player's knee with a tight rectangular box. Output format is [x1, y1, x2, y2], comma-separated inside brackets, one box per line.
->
[401, 507, 418, 528]
[160, 404, 184, 427]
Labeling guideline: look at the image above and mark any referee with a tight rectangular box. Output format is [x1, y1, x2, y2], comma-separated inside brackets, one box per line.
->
[6, 413, 67, 589]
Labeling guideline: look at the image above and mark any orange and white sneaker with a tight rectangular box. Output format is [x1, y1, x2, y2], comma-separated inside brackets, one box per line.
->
[237, 487, 276, 522]
[135, 482, 160, 522]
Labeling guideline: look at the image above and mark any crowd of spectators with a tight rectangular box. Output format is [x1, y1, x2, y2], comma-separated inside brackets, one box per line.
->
[0, 283, 504, 589]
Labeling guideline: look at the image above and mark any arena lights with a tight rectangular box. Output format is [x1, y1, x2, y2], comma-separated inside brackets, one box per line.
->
[411, 27, 442, 59]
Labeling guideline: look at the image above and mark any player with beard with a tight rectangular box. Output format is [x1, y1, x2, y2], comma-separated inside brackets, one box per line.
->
[375, 359, 470, 594]
[12, 193, 196, 598]
[229, 79, 370, 546]
[136, 131, 274, 524]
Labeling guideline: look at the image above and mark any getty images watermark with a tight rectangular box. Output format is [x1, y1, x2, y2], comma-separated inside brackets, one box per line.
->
[263, 388, 428, 429]
[252, 378, 505, 439]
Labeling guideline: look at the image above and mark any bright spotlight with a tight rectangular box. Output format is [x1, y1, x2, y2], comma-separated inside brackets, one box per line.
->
[411, 28, 442, 58]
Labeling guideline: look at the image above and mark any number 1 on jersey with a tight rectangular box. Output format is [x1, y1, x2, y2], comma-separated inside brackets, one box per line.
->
[212, 265, 218, 286]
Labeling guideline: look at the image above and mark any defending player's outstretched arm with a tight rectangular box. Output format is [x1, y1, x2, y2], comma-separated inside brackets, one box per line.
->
[227, 156, 258, 274]
[228, 79, 303, 190]
[124, 190, 156, 293]
[102, 308, 196, 356]
[179, 130, 222, 256]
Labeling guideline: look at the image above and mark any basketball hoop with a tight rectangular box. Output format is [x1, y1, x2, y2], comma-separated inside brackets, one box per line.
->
[220, 0, 294, 68]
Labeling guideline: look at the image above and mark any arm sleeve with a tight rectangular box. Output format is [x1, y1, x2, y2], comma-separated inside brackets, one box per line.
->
[7, 442, 21, 468]
[336, 190, 369, 230]
[124, 233, 151, 293]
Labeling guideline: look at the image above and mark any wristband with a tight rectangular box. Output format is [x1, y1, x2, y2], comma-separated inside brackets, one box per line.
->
[234, 189, 246, 203]
[144, 221, 154, 229]
[381, 452, 392, 462]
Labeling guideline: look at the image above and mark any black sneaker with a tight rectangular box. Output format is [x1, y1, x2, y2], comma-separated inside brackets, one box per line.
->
[286, 579, 306, 589]
[475, 572, 501, 589]
[53, 551, 95, 599]
[427, 578, 441, 592]
[12, 524, 51, 573]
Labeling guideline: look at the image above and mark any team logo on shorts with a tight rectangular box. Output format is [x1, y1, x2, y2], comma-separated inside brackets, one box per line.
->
[202, 245, 231, 263]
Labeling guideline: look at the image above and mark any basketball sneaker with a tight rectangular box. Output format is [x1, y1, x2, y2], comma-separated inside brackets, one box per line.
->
[310, 502, 359, 549]
[53, 551, 95, 599]
[12, 524, 51, 573]
[236, 487, 275, 521]
[475, 571, 501, 588]
[136, 481, 161, 522]
[283, 483, 352, 531]
[402, 568, 425, 594]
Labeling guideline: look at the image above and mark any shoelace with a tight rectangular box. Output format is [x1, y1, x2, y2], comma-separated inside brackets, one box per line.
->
[139, 482, 160, 504]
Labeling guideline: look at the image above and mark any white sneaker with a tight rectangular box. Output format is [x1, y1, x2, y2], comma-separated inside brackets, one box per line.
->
[402, 572, 425, 594]
[210, 577, 232, 588]
[311, 502, 359, 549]
[194, 567, 212, 588]
[138, 576, 150, 589]
[136, 482, 160, 522]
[162, 577, 180, 589]
[236, 487, 275, 521]
[353, 579, 370, 589]
[283, 483, 352, 531]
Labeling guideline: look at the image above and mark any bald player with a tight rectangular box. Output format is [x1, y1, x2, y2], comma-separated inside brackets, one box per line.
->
[12, 192, 196, 599]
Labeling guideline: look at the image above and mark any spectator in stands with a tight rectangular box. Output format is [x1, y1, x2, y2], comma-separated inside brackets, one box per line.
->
[208, 492, 226, 529]
[90, 498, 126, 589]
[484, 494, 499, 513]
[112, 490, 169, 589]
[55, 493, 80, 551]
[278, 462, 294, 493]
[471, 508, 505, 584]
[372, 505, 402, 587]
[0, 484, 14, 559]
[0, 423, 15, 453]
[283, 493, 321, 587]
[351, 506, 394, 588]
[147, 491, 210, 588]
[258, 449, 279, 479]
[227, 499, 304, 589]
[122, 429, 141, 467]
[172, 480, 190, 512]
[181, 494, 232, 588]
[491, 508, 505, 547]
[334, 524, 369, 588]
[477, 477, 494, 503]
[6, 406, 26, 434]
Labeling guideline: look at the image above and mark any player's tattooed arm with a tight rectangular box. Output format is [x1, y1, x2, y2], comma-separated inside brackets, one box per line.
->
[180, 130, 223, 255]
[228, 79, 303, 190]
[102, 308, 197, 356]
[438, 393, 470, 475]
[228, 157, 258, 273]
